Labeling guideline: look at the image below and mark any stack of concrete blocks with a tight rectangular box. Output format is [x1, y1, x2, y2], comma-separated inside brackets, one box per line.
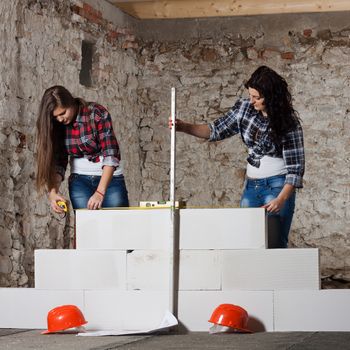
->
[1, 207, 350, 331]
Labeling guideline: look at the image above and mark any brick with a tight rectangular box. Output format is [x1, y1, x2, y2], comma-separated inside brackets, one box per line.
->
[281, 51, 294, 60]
[126, 250, 222, 291]
[0, 288, 84, 329]
[35, 250, 127, 290]
[127, 250, 169, 290]
[122, 41, 139, 49]
[275, 290, 350, 331]
[107, 30, 120, 44]
[76, 209, 170, 250]
[222, 249, 320, 290]
[179, 208, 266, 249]
[303, 29, 313, 37]
[84, 290, 168, 330]
[179, 250, 221, 290]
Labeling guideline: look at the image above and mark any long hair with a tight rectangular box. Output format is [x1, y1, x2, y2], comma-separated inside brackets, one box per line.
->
[36, 86, 83, 192]
[244, 66, 300, 144]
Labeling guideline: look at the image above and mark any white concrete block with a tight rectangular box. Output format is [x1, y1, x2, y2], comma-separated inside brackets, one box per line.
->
[35, 250, 126, 290]
[179, 250, 222, 290]
[179, 208, 266, 249]
[0, 288, 84, 329]
[76, 209, 171, 250]
[275, 290, 350, 331]
[178, 290, 274, 332]
[84, 290, 169, 330]
[127, 250, 222, 291]
[127, 250, 169, 290]
[222, 249, 320, 290]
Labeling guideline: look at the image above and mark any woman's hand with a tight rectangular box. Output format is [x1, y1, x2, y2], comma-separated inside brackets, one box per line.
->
[48, 191, 68, 214]
[168, 118, 210, 139]
[262, 184, 294, 213]
[262, 197, 284, 213]
[87, 191, 104, 210]
[168, 118, 186, 132]
[89, 167, 113, 210]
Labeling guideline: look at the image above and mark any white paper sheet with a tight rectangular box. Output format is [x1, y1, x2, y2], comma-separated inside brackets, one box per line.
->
[77, 310, 178, 336]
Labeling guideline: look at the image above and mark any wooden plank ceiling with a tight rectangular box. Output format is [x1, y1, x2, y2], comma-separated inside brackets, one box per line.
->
[107, 0, 350, 19]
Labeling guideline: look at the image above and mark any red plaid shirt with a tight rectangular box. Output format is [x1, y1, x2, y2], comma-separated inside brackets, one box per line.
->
[55, 103, 120, 178]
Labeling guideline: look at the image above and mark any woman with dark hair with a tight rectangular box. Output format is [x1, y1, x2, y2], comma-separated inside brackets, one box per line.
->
[36, 85, 129, 213]
[171, 66, 304, 248]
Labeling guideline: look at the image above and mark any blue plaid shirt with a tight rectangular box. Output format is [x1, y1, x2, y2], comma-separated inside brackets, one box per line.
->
[209, 99, 305, 188]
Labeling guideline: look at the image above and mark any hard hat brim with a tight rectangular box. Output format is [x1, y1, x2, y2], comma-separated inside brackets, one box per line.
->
[230, 326, 252, 333]
[208, 320, 252, 333]
[41, 321, 87, 335]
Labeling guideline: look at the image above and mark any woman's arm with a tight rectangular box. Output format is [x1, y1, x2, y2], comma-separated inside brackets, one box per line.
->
[170, 99, 244, 141]
[282, 126, 305, 188]
[48, 173, 67, 213]
[262, 183, 295, 213]
[85, 105, 120, 209]
[263, 125, 304, 213]
[87, 165, 115, 210]
[172, 119, 210, 139]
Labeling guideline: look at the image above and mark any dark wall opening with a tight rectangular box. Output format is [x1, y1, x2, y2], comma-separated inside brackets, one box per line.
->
[79, 40, 95, 87]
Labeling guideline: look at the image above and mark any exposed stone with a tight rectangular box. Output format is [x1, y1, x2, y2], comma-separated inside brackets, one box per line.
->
[0, 229, 12, 253]
[0, 255, 12, 274]
[317, 29, 332, 40]
[200, 48, 218, 62]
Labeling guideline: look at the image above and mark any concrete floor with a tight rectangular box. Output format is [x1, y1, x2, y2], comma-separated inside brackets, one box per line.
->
[2, 329, 350, 350]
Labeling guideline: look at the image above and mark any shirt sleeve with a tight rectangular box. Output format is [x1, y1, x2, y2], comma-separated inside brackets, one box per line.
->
[94, 105, 120, 169]
[282, 124, 305, 188]
[209, 99, 243, 142]
[54, 140, 68, 180]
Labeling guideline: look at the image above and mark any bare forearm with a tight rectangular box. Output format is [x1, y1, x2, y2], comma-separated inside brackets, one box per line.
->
[48, 173, 66, 213]
[277, 184, 295, 202]
[262, 183, 295, 213]
[178, 121, 210, 139]
[87, 165, 115, 210]
[48, 173, 63, 195]
[97, 165, 115, 194]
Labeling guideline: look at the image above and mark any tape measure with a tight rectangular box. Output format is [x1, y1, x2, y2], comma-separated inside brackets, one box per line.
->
[57, 201, 68, 212]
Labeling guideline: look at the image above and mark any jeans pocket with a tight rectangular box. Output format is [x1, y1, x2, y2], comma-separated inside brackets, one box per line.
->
[268, 179, 284, 196]
[269, 185, 283, 198]
[268, 176, 285, 189]
[68, 173, 79, 184]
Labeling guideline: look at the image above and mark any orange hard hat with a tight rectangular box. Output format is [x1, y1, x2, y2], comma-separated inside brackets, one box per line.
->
[42, 305, 87, 334]
[208, 304, 251, 333]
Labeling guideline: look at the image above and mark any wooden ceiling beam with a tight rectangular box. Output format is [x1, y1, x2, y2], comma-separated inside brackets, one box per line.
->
[111, 0, 155, 3]
[109, 0, 350, 19]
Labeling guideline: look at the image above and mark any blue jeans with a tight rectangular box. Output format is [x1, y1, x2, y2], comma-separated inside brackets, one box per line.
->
[240, 175, 296, 248]
[68, 174, 129, 209]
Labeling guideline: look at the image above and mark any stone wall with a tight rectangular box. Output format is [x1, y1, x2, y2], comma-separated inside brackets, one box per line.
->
[0, 0, 141, 287]
[0, 1, 349, 287]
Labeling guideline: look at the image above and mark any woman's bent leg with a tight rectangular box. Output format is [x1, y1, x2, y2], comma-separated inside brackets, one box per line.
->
[277, 192, 296, 248]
